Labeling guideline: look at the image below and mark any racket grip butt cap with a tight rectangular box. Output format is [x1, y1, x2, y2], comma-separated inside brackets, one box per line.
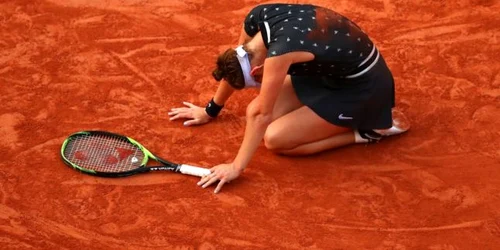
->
[179, 164, 211, 177]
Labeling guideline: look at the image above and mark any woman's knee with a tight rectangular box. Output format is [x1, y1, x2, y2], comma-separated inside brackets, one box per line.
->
[264, 124, 290, 152]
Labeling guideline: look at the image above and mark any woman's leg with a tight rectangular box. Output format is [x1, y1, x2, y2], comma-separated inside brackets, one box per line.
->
[264, 107, 411, 155]
[271, 75, 303, 121]
[264, 106, 354, 155]
[264, 75, 409, 155]
[263, 68, 410, 155]
[265, 75, 356, 155]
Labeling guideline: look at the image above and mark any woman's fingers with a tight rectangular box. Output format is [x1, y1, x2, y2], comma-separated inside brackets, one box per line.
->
[183, 119, 202, 126]
[214, 179, 226, 194]
[183, 102, 198, 108]
[198, 169, 222, 189]
[201, 177, 218, 188]
[169, 112, 193, 121]
[197, 176, 208, 186]
[197, 173, 215, 187]
[169, 107, 190, 114]
[170, 102, 200, 113]
[197, 164, 237, 194]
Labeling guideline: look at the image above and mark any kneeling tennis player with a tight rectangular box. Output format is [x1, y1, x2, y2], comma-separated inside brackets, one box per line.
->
[168, 3, 410, 193]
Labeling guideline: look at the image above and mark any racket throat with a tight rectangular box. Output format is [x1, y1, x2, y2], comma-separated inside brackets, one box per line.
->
[149, 166, 179, 172]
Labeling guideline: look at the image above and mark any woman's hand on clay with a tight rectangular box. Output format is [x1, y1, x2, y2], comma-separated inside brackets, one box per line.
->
[197, 163, 242, 193]
[168, 102, 212, 126]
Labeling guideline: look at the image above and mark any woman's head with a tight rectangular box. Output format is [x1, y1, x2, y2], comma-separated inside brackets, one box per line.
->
[212, 48, 246, 89]
[212, 45, 264, 89]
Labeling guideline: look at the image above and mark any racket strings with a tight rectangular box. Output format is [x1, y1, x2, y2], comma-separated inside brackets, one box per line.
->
[64, 133, 144, 173]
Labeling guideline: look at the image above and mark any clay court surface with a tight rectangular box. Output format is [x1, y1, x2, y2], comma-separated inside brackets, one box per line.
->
[1, 0, 500, 249]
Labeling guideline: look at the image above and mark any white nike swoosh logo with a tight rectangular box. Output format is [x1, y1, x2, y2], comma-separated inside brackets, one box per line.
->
[338, 114, 353, 120]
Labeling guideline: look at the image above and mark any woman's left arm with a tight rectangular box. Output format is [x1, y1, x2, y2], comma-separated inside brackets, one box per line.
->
[198, 54, 294, 193]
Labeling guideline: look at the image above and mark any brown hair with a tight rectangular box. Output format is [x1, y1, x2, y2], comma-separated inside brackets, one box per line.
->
[212, 48, 245, 89]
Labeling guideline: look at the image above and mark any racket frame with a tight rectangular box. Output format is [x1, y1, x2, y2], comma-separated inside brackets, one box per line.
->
[60, 130, 206, 177]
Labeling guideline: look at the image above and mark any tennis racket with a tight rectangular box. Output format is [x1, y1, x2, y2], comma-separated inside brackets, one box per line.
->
[60, 130, 211, 178]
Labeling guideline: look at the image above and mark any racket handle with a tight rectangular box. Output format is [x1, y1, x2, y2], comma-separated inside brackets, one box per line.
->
[179, 164, 211, 177]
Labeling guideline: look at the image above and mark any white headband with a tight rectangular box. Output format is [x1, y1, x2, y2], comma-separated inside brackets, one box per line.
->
[235, 45, 261, 88]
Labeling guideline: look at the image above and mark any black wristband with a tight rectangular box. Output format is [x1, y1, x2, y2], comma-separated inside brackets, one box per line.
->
[205, 98, 224, 118]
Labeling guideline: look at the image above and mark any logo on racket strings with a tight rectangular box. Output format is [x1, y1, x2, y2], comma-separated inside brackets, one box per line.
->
[131, 157, 139, 163]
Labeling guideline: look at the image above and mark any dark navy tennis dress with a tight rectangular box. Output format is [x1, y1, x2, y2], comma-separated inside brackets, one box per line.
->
[244, 3, 395, 130]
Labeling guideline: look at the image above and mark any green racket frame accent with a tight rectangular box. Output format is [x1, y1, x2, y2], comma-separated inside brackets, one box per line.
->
[125, 136, 155, 166]
[60, 130, 180, 177]
[60, 131, 97, 174]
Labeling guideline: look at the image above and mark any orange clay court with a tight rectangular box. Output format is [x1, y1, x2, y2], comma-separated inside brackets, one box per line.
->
[1, 0, 499, 249]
